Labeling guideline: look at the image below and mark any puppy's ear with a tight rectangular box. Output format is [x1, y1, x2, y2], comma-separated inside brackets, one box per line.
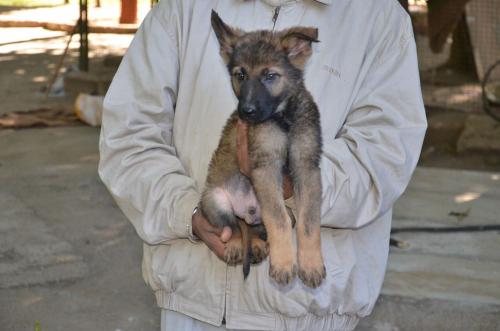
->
[280, 27, 319, 69]
[211, 10, 241, 63]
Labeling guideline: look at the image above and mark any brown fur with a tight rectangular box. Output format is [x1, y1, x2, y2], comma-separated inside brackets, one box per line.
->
[200, 11, 325, 288]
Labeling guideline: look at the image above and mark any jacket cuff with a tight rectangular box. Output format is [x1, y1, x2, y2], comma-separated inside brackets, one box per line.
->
[175, 192, 201, 243]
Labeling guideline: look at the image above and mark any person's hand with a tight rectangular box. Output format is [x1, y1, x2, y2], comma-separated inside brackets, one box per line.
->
[192, 209, 232, 260]
[237, 119, 293, 199]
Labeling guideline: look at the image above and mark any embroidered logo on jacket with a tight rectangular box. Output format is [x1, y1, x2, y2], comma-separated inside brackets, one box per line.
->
[322, 64, 341, 79]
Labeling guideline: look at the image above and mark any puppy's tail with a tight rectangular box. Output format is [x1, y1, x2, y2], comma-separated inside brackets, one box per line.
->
[238, 219, 252, 279]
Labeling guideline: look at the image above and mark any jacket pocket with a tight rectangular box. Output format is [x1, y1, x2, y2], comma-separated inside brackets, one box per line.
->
[146, 239, 227, 302]
[143, 243, 174, 293]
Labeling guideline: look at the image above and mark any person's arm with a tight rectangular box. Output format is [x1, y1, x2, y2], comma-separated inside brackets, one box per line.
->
[320, 12, 427, 229]
[98, 6, 200, 245]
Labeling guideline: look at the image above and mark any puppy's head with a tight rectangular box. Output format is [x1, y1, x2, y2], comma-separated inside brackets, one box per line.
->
[211, 10, 318, 124]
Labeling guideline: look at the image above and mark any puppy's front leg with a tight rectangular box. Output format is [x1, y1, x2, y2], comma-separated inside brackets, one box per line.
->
[250, 124, 296, 286]
[289, 123, 326, 288]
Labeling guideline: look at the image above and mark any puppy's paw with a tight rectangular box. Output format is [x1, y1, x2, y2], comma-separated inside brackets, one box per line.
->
[224, 239, 243, 265]
[249, 237, 269, 264]
[298, 254, 326, 288]
[269, 258, 297, 286]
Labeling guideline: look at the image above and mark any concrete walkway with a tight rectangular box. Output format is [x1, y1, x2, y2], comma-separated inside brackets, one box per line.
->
[0, 126, 499, 330]
[359, 167, 500, 331]
[0, 127, 158, 331]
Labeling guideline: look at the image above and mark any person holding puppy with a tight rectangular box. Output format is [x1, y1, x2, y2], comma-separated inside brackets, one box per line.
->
[99, 0, 427, 330]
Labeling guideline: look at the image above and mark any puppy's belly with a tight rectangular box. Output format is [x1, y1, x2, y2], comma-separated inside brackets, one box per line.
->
[213, 174, 262, 225]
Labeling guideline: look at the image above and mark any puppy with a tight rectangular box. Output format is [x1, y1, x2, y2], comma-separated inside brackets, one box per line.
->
[200, 11, 325, 288]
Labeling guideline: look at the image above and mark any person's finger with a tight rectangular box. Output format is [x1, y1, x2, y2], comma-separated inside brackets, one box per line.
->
[208, 223, 223, 236]
[192, 209, 229, 260]
[220, 226, 232, 243]
[205, 234, 225, 259]
[195, 211, 223, 236]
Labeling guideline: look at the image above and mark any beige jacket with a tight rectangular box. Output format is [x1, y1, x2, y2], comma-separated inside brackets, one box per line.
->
[98, 0, 427, 329]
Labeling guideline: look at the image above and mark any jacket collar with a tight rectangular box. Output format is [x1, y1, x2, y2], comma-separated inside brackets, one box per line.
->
[260, 0, 332, 6]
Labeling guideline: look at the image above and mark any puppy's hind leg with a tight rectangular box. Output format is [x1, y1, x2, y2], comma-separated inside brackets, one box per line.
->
[249, 224, 269, 265]
[200, 187, 235, 227]
[200, 187, 243, 265]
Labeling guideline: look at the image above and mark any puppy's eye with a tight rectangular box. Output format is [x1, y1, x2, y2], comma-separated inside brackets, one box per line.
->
[234, 72, 246, 81]
[264, 72, 279, 82]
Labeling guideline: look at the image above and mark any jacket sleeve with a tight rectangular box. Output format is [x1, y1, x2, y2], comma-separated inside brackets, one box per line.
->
[320, 14, 427, 229]
[98, 6, 200, 245]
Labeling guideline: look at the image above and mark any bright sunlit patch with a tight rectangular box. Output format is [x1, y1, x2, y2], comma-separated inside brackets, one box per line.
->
[491, 174, 500, 181]
[5, 47, 47, 54]
[80, 154, 99, 162]
[32, 75, 47, 83]
[15, 68, 26, 75]
[22, 295, 42, 307]
[49, 164, 80, 170]
[0, 55, 16, 62]
[454, 192, 481, 203]
[55, 254, 78, 263]
[448, 87, 481, 105]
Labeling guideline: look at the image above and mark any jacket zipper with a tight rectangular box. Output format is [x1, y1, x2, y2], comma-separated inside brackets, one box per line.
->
[272, 6, 281, 30]
[222, 265, 228, 324]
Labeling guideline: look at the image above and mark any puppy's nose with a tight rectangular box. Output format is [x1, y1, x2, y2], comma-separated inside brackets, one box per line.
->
[241, 105, 256, 115]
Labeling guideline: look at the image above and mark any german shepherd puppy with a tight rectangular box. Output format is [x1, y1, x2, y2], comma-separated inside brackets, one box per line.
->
[200, 10, 325, 288]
